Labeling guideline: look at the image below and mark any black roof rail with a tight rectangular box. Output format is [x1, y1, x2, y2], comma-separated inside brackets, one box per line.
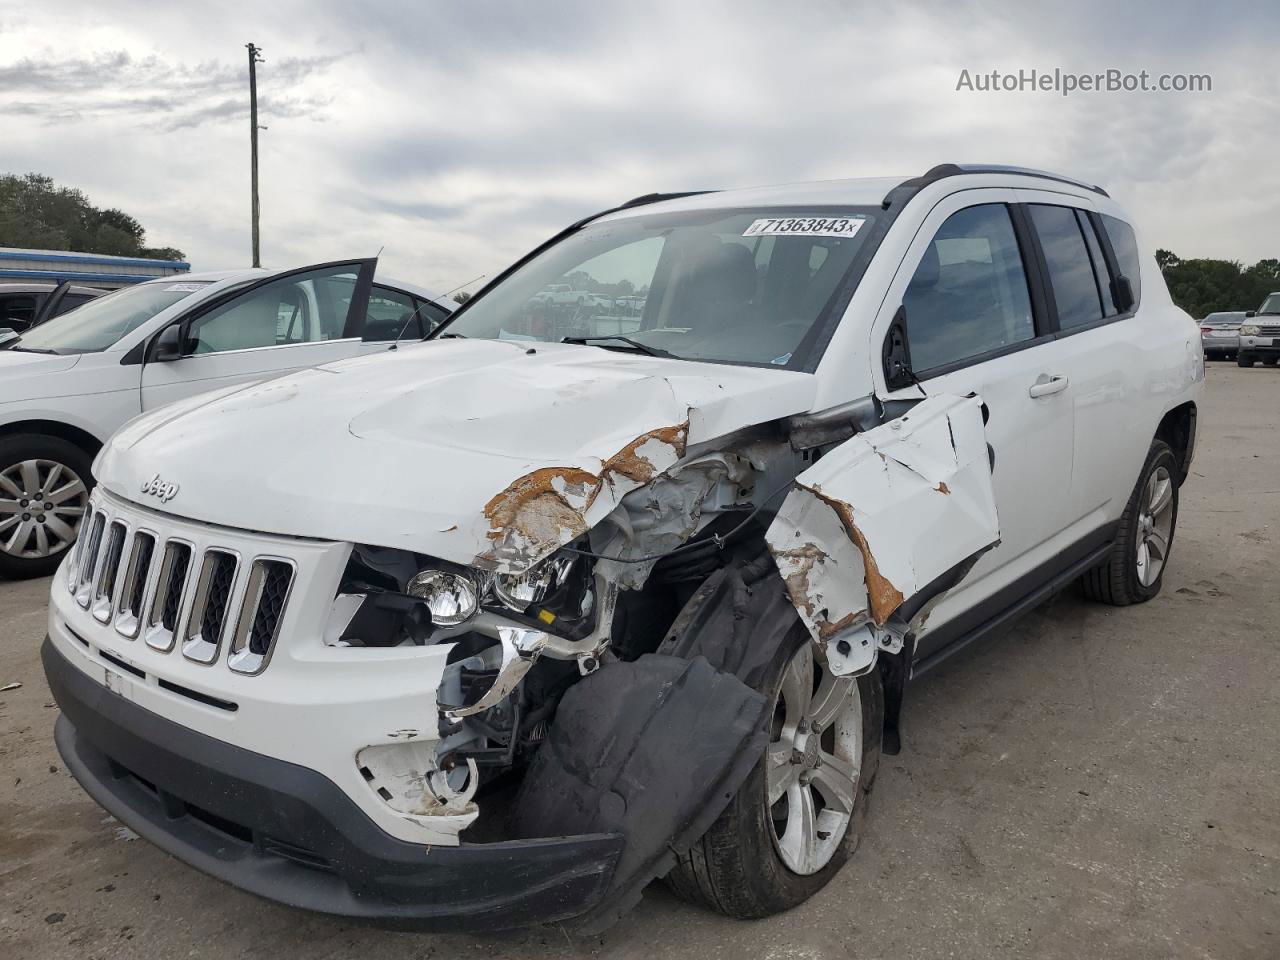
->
[882, 163, 1108, 208]
[617, 190, 717, 210]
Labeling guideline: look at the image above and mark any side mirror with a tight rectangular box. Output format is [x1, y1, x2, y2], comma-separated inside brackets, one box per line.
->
[151, 324, 185, 362]
[882, 307, 915, 391]
[1111, 276, 1135, 313]
[1245, 310, 1257, 318]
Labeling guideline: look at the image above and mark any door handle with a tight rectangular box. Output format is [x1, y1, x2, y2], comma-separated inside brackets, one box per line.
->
[1028, 374, 1069, 398]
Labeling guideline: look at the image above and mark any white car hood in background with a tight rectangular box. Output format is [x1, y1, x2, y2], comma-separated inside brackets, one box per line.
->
[0, 350, 81, 401]
[97, 339, 817, 567]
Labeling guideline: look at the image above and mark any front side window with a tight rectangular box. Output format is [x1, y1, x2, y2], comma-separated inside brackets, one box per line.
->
[187, 265, 359, 355]
[902, 204, 1035, 373]
[434, 206, 880, 368]
[15, 281, 211, 354]
[1029, 204, 1106, 330]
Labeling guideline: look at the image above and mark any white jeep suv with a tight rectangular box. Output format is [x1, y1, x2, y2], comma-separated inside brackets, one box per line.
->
[43, 166, 1202, 932]
[0, 260, 455, 578]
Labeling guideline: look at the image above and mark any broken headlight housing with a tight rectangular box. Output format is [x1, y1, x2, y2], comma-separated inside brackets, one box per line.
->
[337, 544, 595, 645]
[407, 569, 480, 626]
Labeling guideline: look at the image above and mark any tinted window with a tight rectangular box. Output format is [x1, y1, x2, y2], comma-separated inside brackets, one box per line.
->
[1029, 205, 1105, 330]
[1101, 214, 1142, 308]
[902, 204, 1035, 372]
[363, 286, 418, 342]
[1078, 213, 1116, 315]
[188, 265, 358, 355]
[1, 295, 38, 326]
[414, 298, 451, 334]
[53, 294, 96, 317]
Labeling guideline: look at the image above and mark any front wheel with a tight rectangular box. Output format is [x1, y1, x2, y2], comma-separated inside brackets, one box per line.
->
[1238, 354, 1255, 368]
[665, 632, 883, 918]
[0, 435, 93, 579]
[1264, 357, 1279, 367]
[1080, 439, 1179, 605]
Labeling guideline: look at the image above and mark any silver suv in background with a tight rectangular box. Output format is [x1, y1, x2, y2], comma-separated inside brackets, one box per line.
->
[1238, 293, 1280, 366]
[1200, 310, 1245, 360]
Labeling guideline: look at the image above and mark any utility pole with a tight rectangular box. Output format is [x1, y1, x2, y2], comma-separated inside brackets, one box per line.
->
[246, 42, 265, 267]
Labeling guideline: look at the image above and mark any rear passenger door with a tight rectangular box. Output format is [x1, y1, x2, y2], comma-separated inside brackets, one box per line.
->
[1013, 191, 1147, 532]
[870, 190, 1077, 659]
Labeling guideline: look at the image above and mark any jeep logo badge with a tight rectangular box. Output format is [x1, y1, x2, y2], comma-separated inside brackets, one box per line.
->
[140, 474, 180, 503]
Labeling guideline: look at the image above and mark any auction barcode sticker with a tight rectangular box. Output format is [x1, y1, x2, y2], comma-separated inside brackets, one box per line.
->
[742, 216, 866, 238]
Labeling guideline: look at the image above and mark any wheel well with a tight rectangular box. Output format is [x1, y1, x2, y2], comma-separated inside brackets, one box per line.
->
[0, 420, 103, 458]
[1155, 402, 1196, 486]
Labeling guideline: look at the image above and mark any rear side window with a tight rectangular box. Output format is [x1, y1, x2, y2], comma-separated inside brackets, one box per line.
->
[1028, 205, 1105, 330]
[1100, 215, 1142, 309]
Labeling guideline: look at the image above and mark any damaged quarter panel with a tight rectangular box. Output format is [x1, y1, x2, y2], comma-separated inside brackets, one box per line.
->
[766, 394, 1000, 674]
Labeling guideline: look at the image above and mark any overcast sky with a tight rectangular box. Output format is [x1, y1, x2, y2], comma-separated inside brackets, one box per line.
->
[2, 0, 1276, 292]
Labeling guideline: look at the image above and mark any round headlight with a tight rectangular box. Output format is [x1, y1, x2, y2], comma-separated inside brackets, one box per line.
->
[406, 569, 479, 626]
[494, 555, 576, 612]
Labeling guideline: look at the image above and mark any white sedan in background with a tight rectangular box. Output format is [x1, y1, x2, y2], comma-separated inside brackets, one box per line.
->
[0, 259, 456, 578]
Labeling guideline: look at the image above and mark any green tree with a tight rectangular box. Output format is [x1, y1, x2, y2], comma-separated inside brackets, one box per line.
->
[0, 172, 185, 261]
[1157, 251, 1278, 318]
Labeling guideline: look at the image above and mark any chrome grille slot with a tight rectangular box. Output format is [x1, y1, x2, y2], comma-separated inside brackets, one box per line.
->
[1259, 323, 1280, 336]
[73, 512, 106, 609]
[228, 559, 294, 674]
[145, 541, 192, 651]
[182, 550, 239, 664]
[66, 507, 95, 592]
[114, 531, 156, 639]
[91, 522, 127, 623]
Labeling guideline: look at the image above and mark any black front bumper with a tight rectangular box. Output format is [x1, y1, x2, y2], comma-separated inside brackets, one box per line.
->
[43, 637, 623, 930]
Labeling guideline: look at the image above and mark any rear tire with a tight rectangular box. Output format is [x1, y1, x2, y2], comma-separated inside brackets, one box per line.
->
[1237, 354, 1254, 368]
[0, 435, 94, 580]
[665, 627, 883, 919]
[1080, 440, 1178, 606]
[1264, 358, 1279, 367]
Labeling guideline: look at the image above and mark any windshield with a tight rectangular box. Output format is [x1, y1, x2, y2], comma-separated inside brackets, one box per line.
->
[1259, 294, 1280, 315]
[436, 206, 880, 367]
[1203, 313, 1243, 324]
[14, 281, 211, 354]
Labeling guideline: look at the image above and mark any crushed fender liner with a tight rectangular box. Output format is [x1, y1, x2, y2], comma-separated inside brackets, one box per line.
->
[766, 393, 1000, 677]
[510, 654, 770, 933]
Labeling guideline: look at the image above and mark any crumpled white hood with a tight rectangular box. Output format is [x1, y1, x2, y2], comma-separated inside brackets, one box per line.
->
[97, 339, 816, 568]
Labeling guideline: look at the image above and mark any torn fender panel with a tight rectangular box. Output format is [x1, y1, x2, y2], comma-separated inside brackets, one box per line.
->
[509, 654, 769, 933]
[766, 393, 999, 660]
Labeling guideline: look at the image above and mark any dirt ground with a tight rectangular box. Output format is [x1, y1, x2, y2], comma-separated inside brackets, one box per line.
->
[1, 361, 1277, 960]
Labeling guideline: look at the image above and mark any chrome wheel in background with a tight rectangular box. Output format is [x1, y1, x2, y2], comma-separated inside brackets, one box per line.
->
[0, 459, 88, 559]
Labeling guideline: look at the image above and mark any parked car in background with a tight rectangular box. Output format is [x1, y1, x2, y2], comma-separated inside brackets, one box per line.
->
[0, 260, 455, 578]
[44, 165, 1202, 931]
[1199, 311, 1246, 360]
[1238, 293, 1280, 367]
[0, 281, 105, 333]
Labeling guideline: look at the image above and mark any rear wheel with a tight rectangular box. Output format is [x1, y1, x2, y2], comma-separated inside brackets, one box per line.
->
[1237, 354, 1254, 368]
[1264, 357, 1279, 367]
[665, 630, 883, 918]
[1081, 440, 1178, 606]
[0, 435, 93, 579]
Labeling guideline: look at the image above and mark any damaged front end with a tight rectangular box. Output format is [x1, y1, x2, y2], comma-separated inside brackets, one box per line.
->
[318, 390, 999, 930]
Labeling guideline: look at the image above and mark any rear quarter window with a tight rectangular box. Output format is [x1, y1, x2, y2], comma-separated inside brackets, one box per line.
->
[1100, 214, 1142, 309]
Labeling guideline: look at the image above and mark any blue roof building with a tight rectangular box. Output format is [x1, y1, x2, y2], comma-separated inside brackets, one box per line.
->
[0, 247, 191, 288]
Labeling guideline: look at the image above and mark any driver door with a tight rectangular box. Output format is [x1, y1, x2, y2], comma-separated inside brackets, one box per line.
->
[140, 260, 378, 411]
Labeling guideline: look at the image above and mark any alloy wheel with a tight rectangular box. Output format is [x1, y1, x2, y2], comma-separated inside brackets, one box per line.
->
[765, 642, 862, 875]
[1135, 464, 1174, 587]
[0, 459, 88, 559]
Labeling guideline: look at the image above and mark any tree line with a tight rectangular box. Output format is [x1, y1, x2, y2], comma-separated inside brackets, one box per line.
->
[0, 173, 185, 261]
[1155, 249, 1279, 319]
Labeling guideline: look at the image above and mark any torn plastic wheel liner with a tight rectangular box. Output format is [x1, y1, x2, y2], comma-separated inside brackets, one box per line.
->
[509, 654, 769, 933]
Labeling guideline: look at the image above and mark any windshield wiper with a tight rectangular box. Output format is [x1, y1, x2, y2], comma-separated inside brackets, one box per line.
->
[7, 344, 57, 354]
[561, 335, 676, 359]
